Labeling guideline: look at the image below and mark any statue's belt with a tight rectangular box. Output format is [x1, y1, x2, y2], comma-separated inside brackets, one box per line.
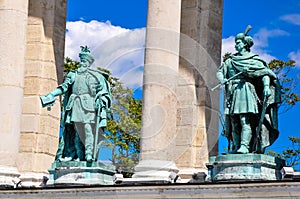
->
[70, 92, 93, 96]
[229, 79, 252, 84]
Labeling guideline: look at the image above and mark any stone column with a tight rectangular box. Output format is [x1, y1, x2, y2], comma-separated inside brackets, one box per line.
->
[176, 0, 223, 179]
[0, 0, 29, 187]
[133, 0, 182, 180]
[17, 0, 67, 187]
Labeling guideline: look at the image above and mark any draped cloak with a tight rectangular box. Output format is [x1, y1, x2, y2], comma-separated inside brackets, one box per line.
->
[217, 52, 281, 153]
[55, 68, 111, 160]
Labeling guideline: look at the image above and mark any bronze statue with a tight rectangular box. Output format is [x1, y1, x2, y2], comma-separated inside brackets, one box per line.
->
[216, 26, 281, 154]
[41, 46, 111, 162]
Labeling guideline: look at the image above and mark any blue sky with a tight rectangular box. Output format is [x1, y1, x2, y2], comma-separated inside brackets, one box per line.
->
[65, 1, 300, 159]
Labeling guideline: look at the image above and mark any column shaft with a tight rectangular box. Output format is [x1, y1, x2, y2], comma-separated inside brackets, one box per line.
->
[18, 0, 67, 187]
[134, 0, 182, 179]
[176, 0, 223, 176]
[0, 0, 29, 186]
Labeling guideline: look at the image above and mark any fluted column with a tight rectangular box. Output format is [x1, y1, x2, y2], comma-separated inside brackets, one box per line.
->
[133, 0, 182, 180]
[0, 0, 29, 187]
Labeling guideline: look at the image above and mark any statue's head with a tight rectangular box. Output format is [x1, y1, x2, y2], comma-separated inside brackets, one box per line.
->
[79, 46, 95, 65]
[235, 25, 254, 52]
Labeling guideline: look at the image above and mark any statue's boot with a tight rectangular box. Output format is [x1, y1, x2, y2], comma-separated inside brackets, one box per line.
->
[237, 124, 251, 154]
[85, 144, 93, 162]
[237, 145, 249, 154]
[86, 154, 93, 162]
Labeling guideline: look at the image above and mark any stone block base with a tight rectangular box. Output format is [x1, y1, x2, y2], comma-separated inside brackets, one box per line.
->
[133, 160, 178, 178]
[19, 172, 48, 187]
[47, 161, 115, 186]
[0, 166, 20, 188]
[119, 160, 180, 185]
[206, 154, 285, 182]
[178, 168, 207, 183]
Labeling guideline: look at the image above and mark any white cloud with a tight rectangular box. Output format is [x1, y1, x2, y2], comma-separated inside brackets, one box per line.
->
[288, 50, 300, 67]
[65, 20, 146, 89]
[65, 20, 130, 60]
[253, 28, 289, 48]
[280, 14, 300, 25]
[252, 28, 289, 62]
[221, 36, 235, 57]
[66, 21, 293, 89]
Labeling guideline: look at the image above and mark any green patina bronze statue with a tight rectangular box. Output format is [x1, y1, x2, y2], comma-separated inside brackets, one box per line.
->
[216, 26, 281, 154]
[41, 46, 111, 162]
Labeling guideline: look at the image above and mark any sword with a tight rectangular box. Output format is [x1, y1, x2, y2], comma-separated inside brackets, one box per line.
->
[211, 71, 243, 91]
[254, 96, 268, 153]
[93, 101, 102, 161]
[219, 114, 231, 152]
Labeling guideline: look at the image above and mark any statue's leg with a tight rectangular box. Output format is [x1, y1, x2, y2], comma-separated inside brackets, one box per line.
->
[64, 124, 76, 160]
[55, 138, 64, 161]
[84, 123, 94, 162]
[237, 114, 251, 154]
[230, 115, 240, 153]
[74, 123, 85, 161]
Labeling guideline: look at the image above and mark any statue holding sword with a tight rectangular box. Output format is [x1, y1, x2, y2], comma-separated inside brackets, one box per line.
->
[215, 26, 281, 154]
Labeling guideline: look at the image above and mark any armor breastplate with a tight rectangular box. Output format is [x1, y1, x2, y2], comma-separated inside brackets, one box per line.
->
[72, 72, 90, 95]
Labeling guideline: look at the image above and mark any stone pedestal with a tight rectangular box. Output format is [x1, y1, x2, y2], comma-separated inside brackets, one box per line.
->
[47, 161, 115, 186]
[206, 154, 285, 182]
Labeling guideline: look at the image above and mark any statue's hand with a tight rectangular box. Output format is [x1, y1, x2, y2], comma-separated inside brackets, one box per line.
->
[263, 87, 272, 97]
[220, 78, 228, 84]
[95, 98, 100, 109]
[96, 83, 103, 92]
[242, 66, 249, 73]
[40, 92, 56, 109]
[94, 95, 104, 110]
[45, 93, 54, 99]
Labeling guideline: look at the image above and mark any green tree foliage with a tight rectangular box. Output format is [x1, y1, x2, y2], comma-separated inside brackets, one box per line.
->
[63, 57, 141, 176]
[222, 52, 231, 62]
[267, 136, 300, 171]
[64, 57, 80, 74]
[268, 59, 300, 113]
[265, 60, 300, 171]
[102, 68, 141, 177]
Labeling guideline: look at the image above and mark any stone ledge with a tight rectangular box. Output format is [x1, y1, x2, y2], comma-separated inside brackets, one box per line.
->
[0, 181, 300, 198]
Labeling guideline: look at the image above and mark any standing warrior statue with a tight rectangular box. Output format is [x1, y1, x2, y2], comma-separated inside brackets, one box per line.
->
[41, 46, 111, 162]
[216, 26, 281, 154]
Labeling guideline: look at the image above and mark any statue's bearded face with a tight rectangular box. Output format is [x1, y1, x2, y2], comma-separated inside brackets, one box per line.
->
[235, 39, 245, 53]
[80, 57, 90, 68]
